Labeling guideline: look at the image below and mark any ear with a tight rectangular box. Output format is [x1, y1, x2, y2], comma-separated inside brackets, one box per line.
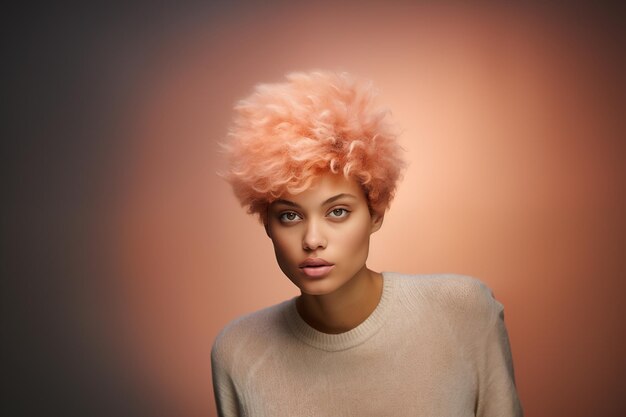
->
[370, 211, 385, 234]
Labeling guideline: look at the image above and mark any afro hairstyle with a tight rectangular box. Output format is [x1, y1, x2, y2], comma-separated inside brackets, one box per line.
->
[222, 70, 406, 224]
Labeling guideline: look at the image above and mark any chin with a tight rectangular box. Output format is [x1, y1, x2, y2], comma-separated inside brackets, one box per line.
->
[299, 286, 337, 296]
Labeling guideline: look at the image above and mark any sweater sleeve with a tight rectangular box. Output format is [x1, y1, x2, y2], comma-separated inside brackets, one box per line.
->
[474, 295, 523, 417]
[211, 340, 242, 417]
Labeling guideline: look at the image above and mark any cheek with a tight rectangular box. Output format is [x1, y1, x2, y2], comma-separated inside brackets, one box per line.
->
[335, 221, 371, 254]
[270, 231, 299, 262]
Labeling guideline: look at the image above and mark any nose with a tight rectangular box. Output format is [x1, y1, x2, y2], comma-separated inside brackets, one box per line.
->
[302, 219, 326, 251]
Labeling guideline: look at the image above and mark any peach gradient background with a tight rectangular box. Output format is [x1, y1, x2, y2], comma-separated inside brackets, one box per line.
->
[6, 2, 623, 417]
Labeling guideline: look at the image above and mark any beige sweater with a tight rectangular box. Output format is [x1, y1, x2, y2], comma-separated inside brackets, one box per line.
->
[211, 272, 523, 416]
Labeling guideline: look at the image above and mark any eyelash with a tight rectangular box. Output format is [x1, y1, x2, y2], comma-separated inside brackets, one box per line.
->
[279, 211, 302, 223]
[328, 208, 350, 218]
[277, 208, 351, 223]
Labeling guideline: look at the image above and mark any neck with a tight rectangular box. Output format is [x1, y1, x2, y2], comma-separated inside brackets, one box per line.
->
[296, 267, 383, 334]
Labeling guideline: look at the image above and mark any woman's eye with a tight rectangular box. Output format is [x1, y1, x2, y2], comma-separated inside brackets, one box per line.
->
[328, 208, 349, 218]
[279, 212, 301, 222]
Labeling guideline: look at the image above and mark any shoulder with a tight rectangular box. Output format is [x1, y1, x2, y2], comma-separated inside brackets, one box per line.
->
[388, 272, 503, 324]
[211, 299, 291, 368]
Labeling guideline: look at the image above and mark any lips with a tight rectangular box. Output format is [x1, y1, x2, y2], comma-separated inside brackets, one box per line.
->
[299, 258, 335, 278]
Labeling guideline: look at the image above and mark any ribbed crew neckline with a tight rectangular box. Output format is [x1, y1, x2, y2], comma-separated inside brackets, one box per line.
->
[283, 271, 396, 352]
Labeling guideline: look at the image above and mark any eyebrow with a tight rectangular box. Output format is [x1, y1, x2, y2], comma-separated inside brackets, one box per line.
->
[272, 193, 358, 208]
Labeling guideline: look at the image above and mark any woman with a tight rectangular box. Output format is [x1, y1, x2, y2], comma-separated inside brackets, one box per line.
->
[212, 71, 522, 416]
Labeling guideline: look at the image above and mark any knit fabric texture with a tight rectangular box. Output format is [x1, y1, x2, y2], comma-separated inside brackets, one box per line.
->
[211, 272, 523, 416]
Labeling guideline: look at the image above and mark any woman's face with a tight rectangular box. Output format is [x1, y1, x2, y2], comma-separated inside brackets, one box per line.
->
[266, 173, 383, 296]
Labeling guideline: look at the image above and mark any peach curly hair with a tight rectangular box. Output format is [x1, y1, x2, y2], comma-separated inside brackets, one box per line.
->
[222, 70, 406, 224]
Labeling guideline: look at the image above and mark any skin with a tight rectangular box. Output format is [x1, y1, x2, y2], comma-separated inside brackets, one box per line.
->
[265, 173, 385, 334]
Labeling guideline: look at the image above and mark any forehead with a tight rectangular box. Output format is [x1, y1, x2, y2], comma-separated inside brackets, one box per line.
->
[274, 174, 367, 206]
